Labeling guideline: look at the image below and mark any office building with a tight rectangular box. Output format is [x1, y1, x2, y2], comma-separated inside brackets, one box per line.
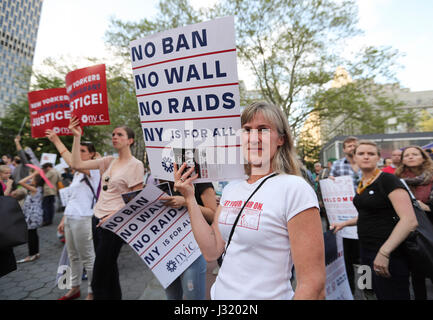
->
[0, 0, 43, 118]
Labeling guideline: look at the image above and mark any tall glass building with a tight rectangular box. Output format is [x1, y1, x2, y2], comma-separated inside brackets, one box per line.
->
[0, 0, 43, 118]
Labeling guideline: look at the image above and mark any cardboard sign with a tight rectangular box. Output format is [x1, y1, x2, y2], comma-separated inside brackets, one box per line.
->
[130, 16, 245, 182]
[65, 64, 110, 126]
[101, 184, 201, 289]
[319, 176, 359, 239]
[28, 88, 72, 138]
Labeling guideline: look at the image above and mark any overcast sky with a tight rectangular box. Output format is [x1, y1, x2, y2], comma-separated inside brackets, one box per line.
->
[32, 0, 433, 92]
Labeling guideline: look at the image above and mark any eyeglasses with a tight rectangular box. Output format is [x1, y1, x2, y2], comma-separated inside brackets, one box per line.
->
[103, 176, 110, 191]
[241, 128, 271, 135]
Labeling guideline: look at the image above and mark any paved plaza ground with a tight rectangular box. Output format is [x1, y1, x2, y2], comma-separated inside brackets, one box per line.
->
[0, 210, 431, 300]
[0, 211, 219, 300]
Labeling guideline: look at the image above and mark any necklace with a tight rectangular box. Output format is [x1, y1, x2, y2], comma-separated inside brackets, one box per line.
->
[356, 168, 381, 194]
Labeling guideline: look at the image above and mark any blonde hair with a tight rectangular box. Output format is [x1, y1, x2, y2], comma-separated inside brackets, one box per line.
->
[0, 165, 11, 174]
[241, 101, 300, 176]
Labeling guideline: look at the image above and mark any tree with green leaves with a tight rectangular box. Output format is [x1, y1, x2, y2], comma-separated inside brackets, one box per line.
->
[0, 70, 68, 158]
[418, 110, 433, 132]
[0, 58, 145, 162]
[106, 0, 408, 138]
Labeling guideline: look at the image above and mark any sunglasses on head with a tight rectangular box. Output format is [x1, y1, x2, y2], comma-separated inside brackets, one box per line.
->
[81, 140, 93, 146]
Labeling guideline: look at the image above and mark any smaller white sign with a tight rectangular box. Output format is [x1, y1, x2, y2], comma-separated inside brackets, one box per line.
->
[324, 231, 353, 300]
[55, 157, 69, 174]
[58, 186, 73, 207]
[40, 152, 57, 166]
[101, 184, 201, 288]
[319, 176, 359, 239]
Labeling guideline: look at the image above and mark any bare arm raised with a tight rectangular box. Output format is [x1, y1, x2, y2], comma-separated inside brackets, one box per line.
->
[69, 116, 100, 171]
[173, 163, 226, 262]
[45, 129, 92, 176]
[18, 171, 38, 194]
[160, 185, 217, 224]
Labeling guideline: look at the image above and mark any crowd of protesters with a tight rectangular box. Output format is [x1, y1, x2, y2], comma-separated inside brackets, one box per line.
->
[1, 101, 433, 300]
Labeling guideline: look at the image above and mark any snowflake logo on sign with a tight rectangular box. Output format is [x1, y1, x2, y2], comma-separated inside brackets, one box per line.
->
[166, 260, 177, 272]
[161, 157, 173, 173]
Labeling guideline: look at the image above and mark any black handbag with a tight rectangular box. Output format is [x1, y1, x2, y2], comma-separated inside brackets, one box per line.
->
[399, 180, 433, 278]
[0, 196, 28, 250]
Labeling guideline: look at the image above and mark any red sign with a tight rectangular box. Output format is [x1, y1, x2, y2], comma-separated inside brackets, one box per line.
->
[28, 88, 72, 138]
[65, 64, 110, 126]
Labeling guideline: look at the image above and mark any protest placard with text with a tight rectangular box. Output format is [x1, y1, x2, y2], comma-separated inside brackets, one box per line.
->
[324, 231, 353, 300]
[320, 176, 359, 239]
[101, 184, 201, 289]
[130, 16, 245, 182]
[28, 88, 72, 138]
[65, 64, 110, 126]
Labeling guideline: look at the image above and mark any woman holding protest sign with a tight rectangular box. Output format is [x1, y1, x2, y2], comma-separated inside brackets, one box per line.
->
[69, 116, 144, 300]
[45, 129, 100, 300]
[331, 140, 418, 300]
[173, 101, 325, 299]
[395, 146, 433, 300]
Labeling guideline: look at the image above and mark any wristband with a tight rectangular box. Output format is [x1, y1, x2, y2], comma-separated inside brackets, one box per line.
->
[60, 149, 67, 155]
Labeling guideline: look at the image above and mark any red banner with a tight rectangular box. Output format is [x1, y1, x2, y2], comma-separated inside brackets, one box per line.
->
[65, 64, 110, 126]
[28, 88, 72, 138]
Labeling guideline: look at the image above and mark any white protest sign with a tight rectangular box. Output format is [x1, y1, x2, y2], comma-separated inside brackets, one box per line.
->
[130, 16, 245, 182]
[59, 157, 68, 166]
[58, 186, 73, 207]
[40, 152, 57, 166]
[324, 231, 353, 300]
[55, 157, 69, 174]
[319, 176, 359, 239]
[101, 184, 201, 289]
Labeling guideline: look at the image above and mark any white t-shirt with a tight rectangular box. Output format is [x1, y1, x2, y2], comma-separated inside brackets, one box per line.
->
[64, 170, 100, 219]
[211, 173, 319, 300]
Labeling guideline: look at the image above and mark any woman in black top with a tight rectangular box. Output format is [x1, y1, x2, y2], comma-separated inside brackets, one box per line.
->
[331, 140, 418, 300]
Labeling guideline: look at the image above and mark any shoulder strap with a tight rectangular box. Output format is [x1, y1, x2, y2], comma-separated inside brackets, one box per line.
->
[81, 174, 97, 209]
[399, 178, 416, 200]
[223, 173, 278, 259]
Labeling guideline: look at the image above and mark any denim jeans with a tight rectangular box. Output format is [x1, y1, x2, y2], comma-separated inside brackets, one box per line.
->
[165, 254, 207, 300]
